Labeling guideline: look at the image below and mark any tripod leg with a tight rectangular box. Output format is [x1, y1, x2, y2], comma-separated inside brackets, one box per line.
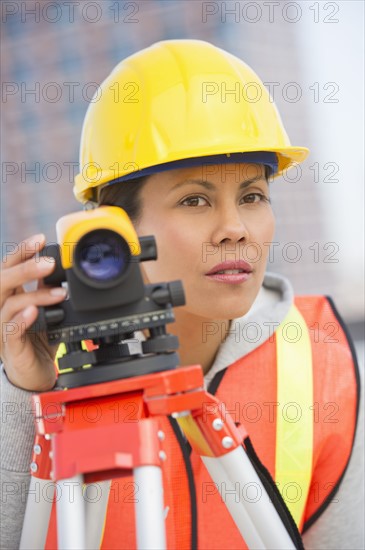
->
[57, 474, 86, 549]
[19, 477, 54, 549]
[84, 480, 111, 549]
[134, 465, 166, 550]
[202, 447, 295, 550]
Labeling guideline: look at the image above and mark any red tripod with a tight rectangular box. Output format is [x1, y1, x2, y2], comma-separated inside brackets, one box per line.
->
[20, 365, 296, 549]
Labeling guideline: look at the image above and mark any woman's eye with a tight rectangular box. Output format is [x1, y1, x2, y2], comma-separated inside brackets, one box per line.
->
[180, 196, 208, 207]
[242, 193, 269, 204]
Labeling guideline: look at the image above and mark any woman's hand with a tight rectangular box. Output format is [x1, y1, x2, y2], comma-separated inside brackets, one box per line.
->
[0, 234, 67, 391]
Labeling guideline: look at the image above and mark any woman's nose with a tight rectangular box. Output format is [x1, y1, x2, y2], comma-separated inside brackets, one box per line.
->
[210, 207, 249, 245]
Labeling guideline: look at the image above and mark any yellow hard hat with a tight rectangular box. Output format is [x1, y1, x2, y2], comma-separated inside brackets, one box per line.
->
[74, 39, 309, 203]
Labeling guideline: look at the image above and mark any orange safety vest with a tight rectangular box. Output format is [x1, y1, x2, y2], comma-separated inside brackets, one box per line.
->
[45, 296, 359, 549]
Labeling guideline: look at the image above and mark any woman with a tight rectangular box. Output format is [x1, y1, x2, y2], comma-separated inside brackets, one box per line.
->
[1, 40, 360, 549]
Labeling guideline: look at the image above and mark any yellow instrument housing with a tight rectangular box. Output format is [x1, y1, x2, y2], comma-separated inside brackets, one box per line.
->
[56, 206, 141, 269]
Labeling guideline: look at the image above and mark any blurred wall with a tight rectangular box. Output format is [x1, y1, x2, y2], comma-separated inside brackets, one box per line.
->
[1, 0, 364, 323]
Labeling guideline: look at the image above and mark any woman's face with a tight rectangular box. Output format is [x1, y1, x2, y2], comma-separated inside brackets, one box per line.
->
[135, 163, 275, 320]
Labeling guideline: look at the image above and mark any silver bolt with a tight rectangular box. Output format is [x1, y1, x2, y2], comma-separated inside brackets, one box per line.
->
[30, 462, 38, 473]
[44, 434, 51, 440]
[171, 410, 190, 418]
[49, 451, 53, 459]
[33, 444, 42, 455]
[222, 436, 234, 449]
[159, 450, 167, 461]
[157, 430, 165, 441]
[212, 418, 224, 431]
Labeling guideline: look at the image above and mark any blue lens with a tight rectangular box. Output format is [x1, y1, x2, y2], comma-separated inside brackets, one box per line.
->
[78, 231, 129, 282]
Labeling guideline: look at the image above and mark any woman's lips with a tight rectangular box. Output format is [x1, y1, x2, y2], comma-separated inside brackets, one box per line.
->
[205, 261, 253, 284]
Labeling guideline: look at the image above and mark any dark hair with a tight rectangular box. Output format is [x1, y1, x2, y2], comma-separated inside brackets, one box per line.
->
[98, 165, 272, 222]
[264, 165, 273, 182]
[98, 176, 149, 223]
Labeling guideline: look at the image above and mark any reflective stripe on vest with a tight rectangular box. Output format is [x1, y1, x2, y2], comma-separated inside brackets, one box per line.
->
[275, 304, 313, 526]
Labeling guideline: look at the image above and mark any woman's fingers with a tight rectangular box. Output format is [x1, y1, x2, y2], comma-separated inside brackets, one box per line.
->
[0, 234, 62, 391]
[1, 287, 67, 326]
[0, 256, 56, 305]
[0, 288, 66, 361]
[1, 233, 46, 269]
[1, 305, 57, 391]
[2, 306, 39, 356]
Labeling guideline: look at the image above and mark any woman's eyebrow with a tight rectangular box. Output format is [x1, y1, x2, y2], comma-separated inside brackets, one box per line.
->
[170, 175, 266, 192]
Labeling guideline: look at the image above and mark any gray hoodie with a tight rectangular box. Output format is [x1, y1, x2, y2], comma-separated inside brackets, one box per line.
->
[1, 272, 364, 549]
